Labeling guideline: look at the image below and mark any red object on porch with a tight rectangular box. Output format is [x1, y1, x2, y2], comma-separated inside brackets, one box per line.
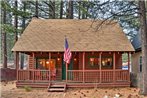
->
[51, 68, 56, 80]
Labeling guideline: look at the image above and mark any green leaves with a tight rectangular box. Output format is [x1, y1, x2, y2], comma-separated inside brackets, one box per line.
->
[1, 1, 32, 17]
[1, 1, 12, 12]
[1, 24, 22, 33]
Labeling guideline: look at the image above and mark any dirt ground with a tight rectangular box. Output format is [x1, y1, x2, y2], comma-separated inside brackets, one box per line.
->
[1, 81, 147, 98]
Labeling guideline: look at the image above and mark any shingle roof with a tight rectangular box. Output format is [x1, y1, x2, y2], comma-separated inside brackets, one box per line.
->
[12, 18, 134, 52]
[132, 33, 142, 51]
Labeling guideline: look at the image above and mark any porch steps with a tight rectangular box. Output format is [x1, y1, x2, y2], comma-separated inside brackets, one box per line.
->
[48, 83, 66, 92]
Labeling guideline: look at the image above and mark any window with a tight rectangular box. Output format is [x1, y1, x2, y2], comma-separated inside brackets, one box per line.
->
[88, 56, 113, 69]
[37, 59, 50, 69]
[101, 57, 113, 69]
[139, 56, 142, 72]
[89, 57, 99, 69]
[89, 58, 99, 66]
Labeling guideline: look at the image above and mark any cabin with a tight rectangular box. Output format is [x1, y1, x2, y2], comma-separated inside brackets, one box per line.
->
[131, 33, 142, 87]
[12, 18, 134, 89]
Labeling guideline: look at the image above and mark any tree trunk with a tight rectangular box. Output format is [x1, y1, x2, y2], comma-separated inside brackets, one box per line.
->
[52, 1, 55, 19]
[139, 0, 147, 95]
[35, 0, 39, 18]
[69, 0, 73, 19]
[85, 4, 89, 19]
[78, 1, 81, 19]
[60, 0, 63, 19]
[49, 0, 55, 19]
[20, 1, 26, 69]
[14, 0, 18, 42]
[2, 5, 7, 68]
[14, 0, 18, 70]
[67, 0, 73, 19]
[82, 1, 85, 19]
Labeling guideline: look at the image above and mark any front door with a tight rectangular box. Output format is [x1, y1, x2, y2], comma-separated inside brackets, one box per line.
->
[62, 59, 73, 80]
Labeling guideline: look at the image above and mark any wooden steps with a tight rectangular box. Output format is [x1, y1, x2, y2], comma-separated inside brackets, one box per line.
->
[48, 83, 66, 92]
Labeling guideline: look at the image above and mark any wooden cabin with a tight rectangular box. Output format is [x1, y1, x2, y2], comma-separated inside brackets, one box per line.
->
[12, 18, 134, 88]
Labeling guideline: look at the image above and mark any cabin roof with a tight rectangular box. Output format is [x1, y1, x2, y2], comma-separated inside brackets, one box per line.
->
[132, 33, 142, 51]
[12, 18, 134, 52]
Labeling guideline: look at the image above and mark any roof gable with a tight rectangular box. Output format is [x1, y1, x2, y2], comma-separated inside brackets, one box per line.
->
[12, 18, 134, 52]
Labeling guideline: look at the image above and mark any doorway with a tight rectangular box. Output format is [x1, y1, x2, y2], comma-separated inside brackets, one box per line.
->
[62, 59, 73, 80]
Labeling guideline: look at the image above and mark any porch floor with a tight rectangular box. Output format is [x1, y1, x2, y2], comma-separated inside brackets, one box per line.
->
[16, 81, 130, 88]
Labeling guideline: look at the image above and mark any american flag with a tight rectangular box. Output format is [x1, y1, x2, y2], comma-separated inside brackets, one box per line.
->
[64, 38, 72, 64]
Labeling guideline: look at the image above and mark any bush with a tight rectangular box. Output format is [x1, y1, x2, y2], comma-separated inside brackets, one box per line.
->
[24, 86, 32, 92]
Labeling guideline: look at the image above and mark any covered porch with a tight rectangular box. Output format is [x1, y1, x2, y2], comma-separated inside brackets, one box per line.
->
[16, 51, 131, 88]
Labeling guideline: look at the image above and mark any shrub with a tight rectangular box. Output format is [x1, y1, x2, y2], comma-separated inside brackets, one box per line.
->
[24, 86, 32, 92]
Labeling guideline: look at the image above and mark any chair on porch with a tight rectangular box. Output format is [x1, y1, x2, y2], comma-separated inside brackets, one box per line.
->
[51, 68, 56, 81]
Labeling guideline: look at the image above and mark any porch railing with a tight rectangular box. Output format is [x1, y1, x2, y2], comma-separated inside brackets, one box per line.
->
[18, 70, 50, 82]
[67, 69, 129, 83]
[18, 69, 129, 83]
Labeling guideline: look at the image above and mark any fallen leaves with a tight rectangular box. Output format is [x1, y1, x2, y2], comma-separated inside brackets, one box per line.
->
[1, 82, 146, 98]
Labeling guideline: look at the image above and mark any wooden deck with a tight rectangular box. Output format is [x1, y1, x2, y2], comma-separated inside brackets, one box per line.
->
[16, 81, 130, 88]
[16, 69, 130, 88]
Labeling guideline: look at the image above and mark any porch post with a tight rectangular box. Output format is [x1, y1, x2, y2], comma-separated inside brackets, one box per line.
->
[113, 52, 116, 83]
[128, 52, 130, 82]
[82, 52, 85, 83]
[32, 52, 35, 82]
[99, 52, 102, 83]
[16, 52, 19, 81]
[49, 52, 51, 82]
[27, 55, 29, 80]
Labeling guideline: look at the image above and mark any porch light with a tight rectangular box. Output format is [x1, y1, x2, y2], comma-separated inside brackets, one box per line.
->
[102, 61, 105, 65]
[57, 58, 60, 61]
[74, 58, 77, 61]
[90, 58, 94, 62]
[46, 61, 49, 64]
[39, 61, 42, 64]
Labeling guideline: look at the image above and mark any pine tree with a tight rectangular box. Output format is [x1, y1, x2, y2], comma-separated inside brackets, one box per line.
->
[138, 0, 147, 95]
[1, 0, 7, 68]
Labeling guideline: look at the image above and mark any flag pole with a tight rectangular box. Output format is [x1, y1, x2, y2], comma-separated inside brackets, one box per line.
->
[66, 62, 68, 83]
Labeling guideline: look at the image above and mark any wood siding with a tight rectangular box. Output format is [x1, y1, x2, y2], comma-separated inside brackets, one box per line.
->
[29, 55, 35, 69]
[131, 52, 142, 73]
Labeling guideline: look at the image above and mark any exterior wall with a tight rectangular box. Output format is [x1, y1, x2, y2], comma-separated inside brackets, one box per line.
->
[78, 52, 83, 70]
[131, 52, 142, 73]
[115, 53, 122, 69]
[29, 55, 35, 69]
[131, 51, 142, 87]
